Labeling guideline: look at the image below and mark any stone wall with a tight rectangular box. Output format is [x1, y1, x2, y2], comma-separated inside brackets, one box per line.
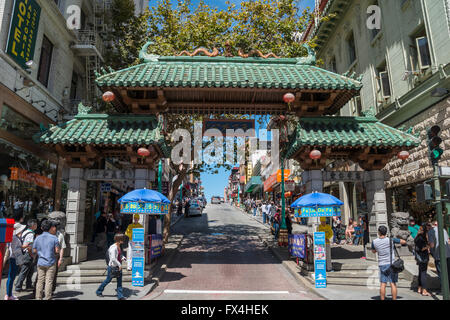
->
[385, 98, 450, 189]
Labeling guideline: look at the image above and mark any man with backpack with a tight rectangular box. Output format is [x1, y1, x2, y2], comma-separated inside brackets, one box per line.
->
[371, 225, 407, 300]
[96, 233, 127, 300]
[15, 219, 37, 292]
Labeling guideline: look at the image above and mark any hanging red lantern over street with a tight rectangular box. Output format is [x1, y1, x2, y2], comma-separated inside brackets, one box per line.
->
[309, 149, 321, 160]
[283, 92, 295, 103]
[102, 91, 115, 102]
[398, 150, 410, 161]
[137, 147, 150, 157]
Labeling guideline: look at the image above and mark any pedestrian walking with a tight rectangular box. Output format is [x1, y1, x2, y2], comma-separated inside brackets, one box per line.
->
[272, 209, 281, 240]
[125, 214, 143, 271]
[408, 217, 420, 239]
[262, 202, 268, 224]
[361, 215, 370, 259]
[332, 216, 340, 245]
[96, 233, 127, 300]
[52, 221, 67, 294]
[94, 212, 108, 251]
[184, 199, 190, 217]
[371, 225, 406, 300]
[177, 201, 183, 216]
[15, 219, 37, 292]
[414, 223, 431, 296]
[106, 213, 118, 248]
[285, 210, 293, 235]
[252, 200, 257, 217]
[318, 217, 333, 271]
[427, 220, 450, 287]
[4, 223, 27, 300]
[32, 220, 60, 300]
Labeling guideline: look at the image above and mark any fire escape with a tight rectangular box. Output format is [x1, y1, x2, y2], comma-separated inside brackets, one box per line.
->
[69, 0, 111, 115]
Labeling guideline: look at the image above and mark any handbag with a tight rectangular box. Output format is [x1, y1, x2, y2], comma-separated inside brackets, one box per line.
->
[390, 238, 404, 273]
[110, 266, 121, 278]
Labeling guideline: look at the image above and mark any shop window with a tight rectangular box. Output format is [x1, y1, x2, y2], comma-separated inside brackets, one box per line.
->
[0, 104, 41, 143]
[37, 36, 54, 88]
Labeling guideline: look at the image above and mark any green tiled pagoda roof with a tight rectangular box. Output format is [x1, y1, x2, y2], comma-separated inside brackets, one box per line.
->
[96, 56, 362, 90]
[38, 114, 170, 157]
[285, 116, 420, 159]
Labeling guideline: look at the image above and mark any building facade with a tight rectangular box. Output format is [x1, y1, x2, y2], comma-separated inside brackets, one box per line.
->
[303, 0, 450, 224]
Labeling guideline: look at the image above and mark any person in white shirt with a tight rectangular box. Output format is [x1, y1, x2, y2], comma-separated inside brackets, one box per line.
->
[15, 219, 37, 292]
[96, 233, 127, 300]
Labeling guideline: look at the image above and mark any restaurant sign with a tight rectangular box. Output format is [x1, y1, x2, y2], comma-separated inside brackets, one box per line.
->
[6, 0, 41, 69]
[9, 167, 52, 190]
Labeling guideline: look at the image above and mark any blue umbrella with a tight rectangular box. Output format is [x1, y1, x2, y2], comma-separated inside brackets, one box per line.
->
[118, 189, 170, 204]
[118, 189, 170, 215]
[291, 192, 343, 208]
[291, 192, 343, 217]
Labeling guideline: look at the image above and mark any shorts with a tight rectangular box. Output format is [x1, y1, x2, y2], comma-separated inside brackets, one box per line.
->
[379, 264, 398, 284]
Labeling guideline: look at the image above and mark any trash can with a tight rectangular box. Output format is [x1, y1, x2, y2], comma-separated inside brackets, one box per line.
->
[0, 218, 15, 286]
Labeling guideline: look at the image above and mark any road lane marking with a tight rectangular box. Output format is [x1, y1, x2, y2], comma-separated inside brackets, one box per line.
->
[164, 289, 290, 294]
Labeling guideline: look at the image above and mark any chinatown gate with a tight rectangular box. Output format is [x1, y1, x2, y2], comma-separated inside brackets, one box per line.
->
[37, 42, 419, 263]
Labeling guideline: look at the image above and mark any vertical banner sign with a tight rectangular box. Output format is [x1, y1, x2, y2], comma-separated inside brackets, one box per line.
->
[6, 0, 41, 69]
[131, 228, 145, 287]
[314, 232, 327, 288]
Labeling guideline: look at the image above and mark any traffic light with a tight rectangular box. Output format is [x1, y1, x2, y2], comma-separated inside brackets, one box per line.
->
[416, 183, 433, 202]
[427, 125, 444, 165]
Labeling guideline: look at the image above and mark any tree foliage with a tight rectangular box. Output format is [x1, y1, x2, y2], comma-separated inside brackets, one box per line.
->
[101, 0, 317, 241]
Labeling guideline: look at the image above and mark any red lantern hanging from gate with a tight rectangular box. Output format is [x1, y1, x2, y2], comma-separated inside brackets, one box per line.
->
[102, 91, 115, 102]
[309, 149, 321, 160]
[137, 147, 150, 157]
[283, 92, 295, 104]
[397, 150, 410, 161]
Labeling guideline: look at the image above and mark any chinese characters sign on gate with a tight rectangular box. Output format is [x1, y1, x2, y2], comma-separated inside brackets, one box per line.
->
[6, 0, 41, 69]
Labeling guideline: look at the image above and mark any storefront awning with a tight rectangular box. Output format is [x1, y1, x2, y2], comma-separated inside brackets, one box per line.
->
[244, 176, 262, 193]
[263, 169, 291, 192]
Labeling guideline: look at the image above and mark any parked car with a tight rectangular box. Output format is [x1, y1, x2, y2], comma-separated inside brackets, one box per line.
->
[220, 197, 225, 203]
[211, 196, 221, 204]
[188, 199, 202, 216]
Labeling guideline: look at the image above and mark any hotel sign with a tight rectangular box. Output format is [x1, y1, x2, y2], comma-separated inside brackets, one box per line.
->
[6, 0, 41, 69]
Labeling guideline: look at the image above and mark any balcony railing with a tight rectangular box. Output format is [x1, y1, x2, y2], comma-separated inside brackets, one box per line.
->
[73, 30, 104, 57]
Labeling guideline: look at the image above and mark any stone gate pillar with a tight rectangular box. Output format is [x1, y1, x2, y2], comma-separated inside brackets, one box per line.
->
[66, 168, 87, 263]
[301, 170, 323, 234]
[365, 170, 388, 245]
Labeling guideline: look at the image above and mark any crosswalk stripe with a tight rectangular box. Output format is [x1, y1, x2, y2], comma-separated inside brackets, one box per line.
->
[164, 289, 290, 294]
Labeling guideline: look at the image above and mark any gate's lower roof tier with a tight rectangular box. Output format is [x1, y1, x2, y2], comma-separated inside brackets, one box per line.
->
[36, 112, 170, 168]
[286, 115, 420, 170]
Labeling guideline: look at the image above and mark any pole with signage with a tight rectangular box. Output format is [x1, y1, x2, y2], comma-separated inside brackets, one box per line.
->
[131, 228, 145, 287]
[314, 232, 327, 288]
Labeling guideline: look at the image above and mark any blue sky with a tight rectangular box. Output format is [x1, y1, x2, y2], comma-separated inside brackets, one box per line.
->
[146, 0, 315, 201]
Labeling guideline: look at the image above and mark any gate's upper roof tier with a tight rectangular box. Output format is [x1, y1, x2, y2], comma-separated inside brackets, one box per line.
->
[95, 44, 363, 116]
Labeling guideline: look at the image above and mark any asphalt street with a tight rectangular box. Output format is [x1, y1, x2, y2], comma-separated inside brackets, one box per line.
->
[144, 202, 322, 300]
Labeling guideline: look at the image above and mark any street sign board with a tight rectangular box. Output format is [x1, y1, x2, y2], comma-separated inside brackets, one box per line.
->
[101, 183, 111, 192]
[439, 166, 450, 178]
[131, 228, 145, 287]
[314, 232, 327, 288]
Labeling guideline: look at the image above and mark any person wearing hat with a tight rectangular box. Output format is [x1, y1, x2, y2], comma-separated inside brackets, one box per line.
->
[32, 220, 60, 300]
[408, 217, 420, 239]
[318, 217, 333, 272]
[4, 223, 27, 300]
[125, 214, 143, 271]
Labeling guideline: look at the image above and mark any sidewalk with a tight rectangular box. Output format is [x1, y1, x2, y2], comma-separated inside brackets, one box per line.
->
[1, 215, 185, 300]
[236, 205, 443, 300]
